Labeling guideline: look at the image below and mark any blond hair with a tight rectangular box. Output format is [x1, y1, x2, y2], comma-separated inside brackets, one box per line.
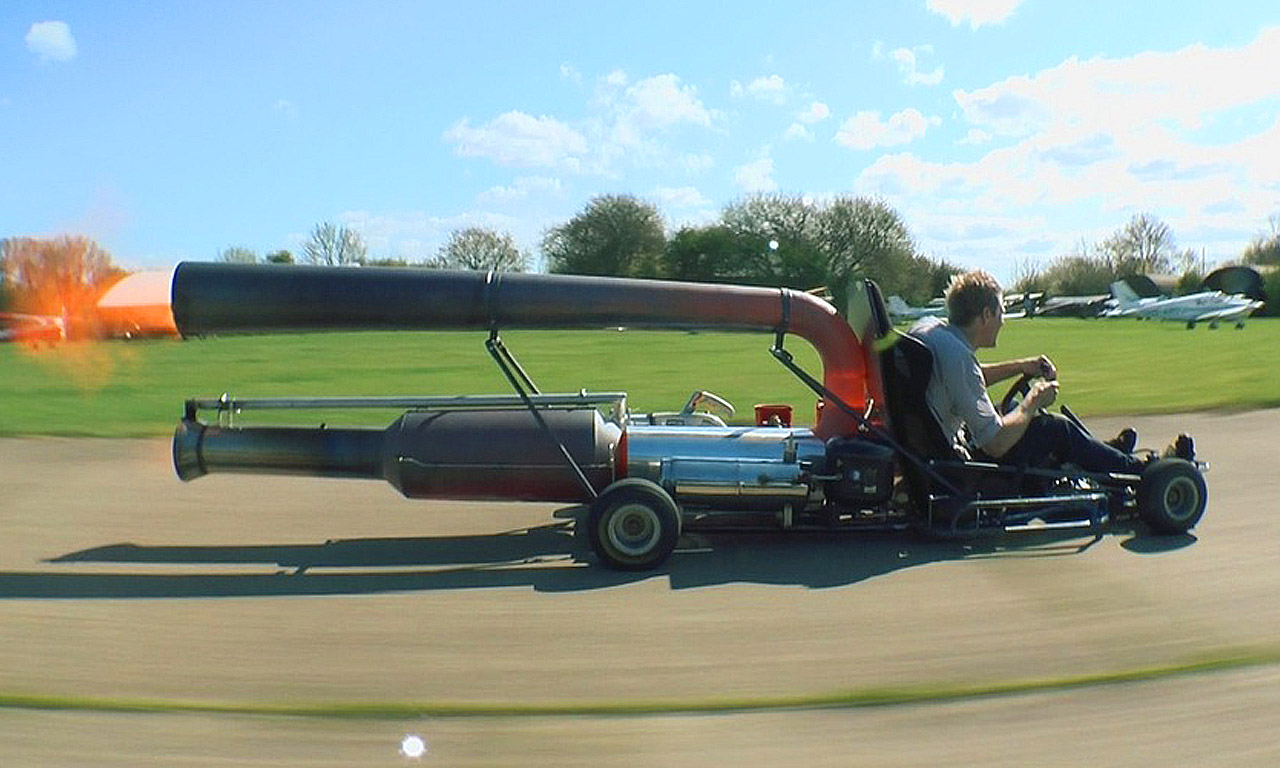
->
[946, 270, 1002, 327]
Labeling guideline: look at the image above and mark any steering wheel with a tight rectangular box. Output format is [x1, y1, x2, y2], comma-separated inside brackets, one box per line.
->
[999, 373, 1091, 435]
[999, 373, 1034, 416]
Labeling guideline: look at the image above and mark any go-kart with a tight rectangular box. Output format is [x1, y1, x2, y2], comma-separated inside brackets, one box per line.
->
[875, 316, 1207, 541]
[168, 263, 1209, 571]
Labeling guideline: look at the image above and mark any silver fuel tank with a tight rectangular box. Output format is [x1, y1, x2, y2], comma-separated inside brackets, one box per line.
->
[625, 425, 827, 510]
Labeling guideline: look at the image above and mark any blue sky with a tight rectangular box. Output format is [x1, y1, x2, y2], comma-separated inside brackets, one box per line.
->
[3, 1, 1278, 282]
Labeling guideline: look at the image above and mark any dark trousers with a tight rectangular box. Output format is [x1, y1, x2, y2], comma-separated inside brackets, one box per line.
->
[982, 413, 1145, 474]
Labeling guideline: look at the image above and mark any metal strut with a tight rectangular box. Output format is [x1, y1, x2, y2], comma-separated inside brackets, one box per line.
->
[485, 330, 600, 502]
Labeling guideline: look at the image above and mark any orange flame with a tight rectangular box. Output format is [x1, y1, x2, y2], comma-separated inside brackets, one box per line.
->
[2, 237, 175, 392]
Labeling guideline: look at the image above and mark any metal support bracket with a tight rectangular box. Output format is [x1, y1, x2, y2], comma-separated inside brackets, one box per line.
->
[486, 329, 599, 501]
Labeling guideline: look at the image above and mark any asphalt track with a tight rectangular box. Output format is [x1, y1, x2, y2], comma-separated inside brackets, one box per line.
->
[2, 409, 1279, 766]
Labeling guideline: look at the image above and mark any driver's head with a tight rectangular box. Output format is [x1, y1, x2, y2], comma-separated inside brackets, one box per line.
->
[946, 269, 1004, 337]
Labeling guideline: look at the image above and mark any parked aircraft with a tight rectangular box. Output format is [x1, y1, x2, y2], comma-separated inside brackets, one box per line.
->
[1033, 294, 1113, 318]
[1107, 280, 1264, 328]
[0, 312, 65, 342]
[885, 295, 945, 322]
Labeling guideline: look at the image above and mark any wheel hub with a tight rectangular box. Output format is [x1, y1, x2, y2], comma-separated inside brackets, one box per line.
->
[1162, 476, 1200, 521]
[607, 503, 660, 557]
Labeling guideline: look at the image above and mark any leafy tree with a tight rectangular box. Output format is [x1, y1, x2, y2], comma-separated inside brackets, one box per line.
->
[1100, 213, 1174, 276]
[716, 193, 935, 303]
[820, 196, 922, 300]
[302, 222, 367, 266]
[660, 225, 749, 283]
[435, 227, 528, 272]
[219, 246, 258, 264]
[720, 194, 826, 288]
[1242, 217, 1280, 267]
[363, 258, 415, 268]
[542, 194, 665, 277]
[265, 249, 294, 264]
[1262, 268, 1280, 317]
[0, 236, 125, 338]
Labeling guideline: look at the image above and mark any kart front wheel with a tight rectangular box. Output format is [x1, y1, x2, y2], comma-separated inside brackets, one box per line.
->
[586, 478, 681, 571]
[1138, 458, 1207, 534]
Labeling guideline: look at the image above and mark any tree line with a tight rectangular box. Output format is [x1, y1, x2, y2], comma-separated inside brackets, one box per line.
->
[1012, 212, 1280, 315]
[218, 221, 529, 272]
[221, 195, 959, 306]
[6, 204, 1280, 326]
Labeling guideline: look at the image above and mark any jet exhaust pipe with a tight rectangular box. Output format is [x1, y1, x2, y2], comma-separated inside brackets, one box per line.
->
[174, 407, 623, 503]
[170, 262, 879, 438]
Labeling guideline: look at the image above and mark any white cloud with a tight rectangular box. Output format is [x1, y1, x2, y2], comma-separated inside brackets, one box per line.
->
[734, 156, 777, 192]
[477, 176, 564, 204]
[26, 21, 77, 63]
[624, 73, 713, 130]
[955, 28, 1280, 139]
[890, 46, 944, 86]
[682, 153, 715, 174]
[335, 209, 524, 262]
[654, 185, 711, 209]
[559, 63, 582, 84]
[926, 0, 1025, 29]
[796, 101, 830, 124]
[785, 123, 813, 141]
[745, 74, 788, 105]
[273, 99, 299, 119]
[925, 26, 1280, 256]
[447, 72, 716, 177]
[444, 111, 588, 171]
[835, 108, 940, 150]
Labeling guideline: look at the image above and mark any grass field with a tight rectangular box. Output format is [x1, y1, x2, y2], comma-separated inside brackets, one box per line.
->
[2, 319, 1278, 437]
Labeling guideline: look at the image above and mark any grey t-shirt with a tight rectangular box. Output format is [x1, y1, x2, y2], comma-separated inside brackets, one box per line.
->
[909, 316, 1001, 451]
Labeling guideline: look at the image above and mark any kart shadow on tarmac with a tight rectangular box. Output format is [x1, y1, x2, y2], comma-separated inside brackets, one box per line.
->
[0, 507, 1195, 600]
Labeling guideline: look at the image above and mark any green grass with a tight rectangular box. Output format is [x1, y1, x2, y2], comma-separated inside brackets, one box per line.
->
[3, 647, 1279, 719]
[2, 319, 1278, 436]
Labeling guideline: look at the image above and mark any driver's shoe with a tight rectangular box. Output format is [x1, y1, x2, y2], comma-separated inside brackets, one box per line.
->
[1106, 427, 1138, 454]
[1162, 434, 1195, 462]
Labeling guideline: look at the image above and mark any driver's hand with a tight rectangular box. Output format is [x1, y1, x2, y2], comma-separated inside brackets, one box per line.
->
[1027, 380, 1059, 410]
[1030, 355, 1057, 381]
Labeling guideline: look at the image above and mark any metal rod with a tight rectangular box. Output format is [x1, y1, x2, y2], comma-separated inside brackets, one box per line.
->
[487, 332, 600, 501]
[185, 392, 627, 412]
[487, 329, 541, 395]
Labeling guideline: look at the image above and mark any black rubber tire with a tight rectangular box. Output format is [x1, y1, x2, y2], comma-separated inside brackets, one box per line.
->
[586, 478, 682, 571]
[1138, 458, 1207, 534]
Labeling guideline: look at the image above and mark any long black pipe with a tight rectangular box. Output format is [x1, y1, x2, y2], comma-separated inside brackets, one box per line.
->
[170, 262, 874, 438]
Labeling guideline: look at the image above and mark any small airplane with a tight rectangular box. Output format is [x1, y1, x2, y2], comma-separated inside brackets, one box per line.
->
[0, 312, 65, 342]
[885, 295, 946, 322]
[1031, 294, 1113, 318]
[1106, 280, 1264, 329]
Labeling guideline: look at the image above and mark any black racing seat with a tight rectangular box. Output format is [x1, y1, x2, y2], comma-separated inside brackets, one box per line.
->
[878, 329, 965, 512]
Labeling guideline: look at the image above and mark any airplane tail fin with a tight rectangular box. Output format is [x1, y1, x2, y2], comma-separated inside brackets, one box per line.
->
[1110, 280, 1141, 308]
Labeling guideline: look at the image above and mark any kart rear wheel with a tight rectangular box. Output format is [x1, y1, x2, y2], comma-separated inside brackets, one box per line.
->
[586, 478, 681, 571]
[1138, 458, 1207, 534]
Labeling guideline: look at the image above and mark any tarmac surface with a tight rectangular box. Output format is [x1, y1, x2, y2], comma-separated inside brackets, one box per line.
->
[2, 409, 1279, 765]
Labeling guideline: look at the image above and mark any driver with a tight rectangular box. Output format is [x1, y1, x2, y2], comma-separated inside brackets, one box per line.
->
[909, 269, 1193, 473]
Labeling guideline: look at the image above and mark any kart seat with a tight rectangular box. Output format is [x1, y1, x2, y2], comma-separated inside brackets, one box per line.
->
[878, 329, 967, 511]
